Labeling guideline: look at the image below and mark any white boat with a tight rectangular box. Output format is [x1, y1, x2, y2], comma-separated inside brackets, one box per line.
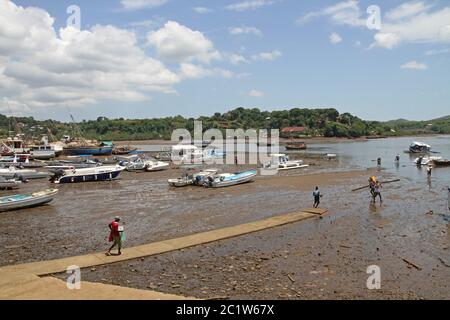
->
[324, 153, 337, 160]
[145, 160, 170, 172]
[171, 145, 215, 164]
[207, 170, 257, 188]
[168, 177, 194, 187]
[0, 176, 23, 190]
[264, 154, 309, 171]
[0, 189, 58, 212]
[50, 165, 125, 184]
[30, 145, 56, 160]
[414, 156, 442, 166]
[409, 141, 432, 154]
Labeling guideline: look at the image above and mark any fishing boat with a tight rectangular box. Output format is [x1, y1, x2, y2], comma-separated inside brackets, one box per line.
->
[0, 138, 30, 156]
[414, 156, 442, 166]
[63, 145, 113, 156]
[285, 141, 307, 150]
[0, 189, 58, 212]
[50, 165, 125, 184]
[145, 160, 170, 172]
[124, 157, 152, 171]
[408, 142, 432, 154]
[0, 167, 49, 180]
[206, 170, 257, 188]
[263, 154, 309, 171]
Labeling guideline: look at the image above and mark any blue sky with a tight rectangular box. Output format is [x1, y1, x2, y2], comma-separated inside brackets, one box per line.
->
[1, 0, 450, 121]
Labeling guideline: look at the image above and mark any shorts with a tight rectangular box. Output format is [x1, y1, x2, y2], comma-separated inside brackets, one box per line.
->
[314, 196, 320, 203]
[113, 236, 122, 246]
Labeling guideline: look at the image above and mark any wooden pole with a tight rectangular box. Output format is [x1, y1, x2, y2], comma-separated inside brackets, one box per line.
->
[351, 179, 400, 192]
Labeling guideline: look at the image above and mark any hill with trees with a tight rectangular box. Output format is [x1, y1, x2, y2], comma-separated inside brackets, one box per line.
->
[1, 108, 449, 141]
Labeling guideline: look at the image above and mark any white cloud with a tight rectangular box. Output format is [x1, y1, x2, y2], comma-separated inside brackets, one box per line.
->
[251, 50, 282, 61]
[248, 89, 264, 97]
[372, 33, 401, 49]
[147, 21, 222, 63]
[0, 1, 190, 111]
[329, 32, 343, 44]
[385, 1, 433, 21]
[179, 63, 234, 79]
[229, 26, 262, 36]
[297, 0, 365, 27]
[121, 0, 169, 10]
[401, 61, 428, 70]
[193, 7, 212, 14]
[226, 0, 276, 12]
[425, 47, 450, 56]
[228, 54, 248, 65]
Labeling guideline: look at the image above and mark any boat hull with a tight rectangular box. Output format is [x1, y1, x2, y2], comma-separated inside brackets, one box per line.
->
[64, 147, 113, 156]
[211, 171, 257, 188]
[52, 166, 124, 184]
[0, 189, 58, 212]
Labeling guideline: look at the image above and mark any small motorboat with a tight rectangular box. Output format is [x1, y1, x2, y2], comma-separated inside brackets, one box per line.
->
[30, 145, 56, 160]
[0, 189, 58, 212]
[50, 165, 125, 184]
[206, 170, 257, 188]
[324, 153, 337, 160]
[408, 142, 432, 154]
[168, 177, 194, 187]
[145, 160, 170, 172]
[264, 154, 309, 171]
[415, 156, 442, 166]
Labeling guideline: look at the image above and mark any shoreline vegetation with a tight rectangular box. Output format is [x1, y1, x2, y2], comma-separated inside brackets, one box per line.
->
[1, 107, 450, 142]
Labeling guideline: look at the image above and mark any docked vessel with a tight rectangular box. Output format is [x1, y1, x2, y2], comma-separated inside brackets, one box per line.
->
[408, 142, 431, 154]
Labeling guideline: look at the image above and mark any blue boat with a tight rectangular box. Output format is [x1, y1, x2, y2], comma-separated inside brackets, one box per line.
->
[63, 146, 113, 156]
[208, 170, 257, 188]
[0, 189, 58, 212]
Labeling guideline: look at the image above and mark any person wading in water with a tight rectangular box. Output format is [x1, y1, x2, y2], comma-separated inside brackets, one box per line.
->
[106, 216, 122, 256]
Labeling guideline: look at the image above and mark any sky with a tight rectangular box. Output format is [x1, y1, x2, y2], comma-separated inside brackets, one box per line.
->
[0, 0, 449, 122]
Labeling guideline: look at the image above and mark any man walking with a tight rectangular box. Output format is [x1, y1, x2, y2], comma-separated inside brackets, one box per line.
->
[313, 186, 322, 208]
[106, 216, 122, 256]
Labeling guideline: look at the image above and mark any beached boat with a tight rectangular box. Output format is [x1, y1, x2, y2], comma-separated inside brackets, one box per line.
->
[0, 176, 22, 190]
[0, 138, 30, 156]
[415, 156, 442, 166]
[193, 169, 219, 186]
[113, 146, 138, 155]
[0, 189, 58, 212]
[432, 159, 450, 167]
[30, 145, 56, 160]
[409, 142, 431, 154]
[63, 145, 113, 156]
[206, 170, 257, 188]
[145, 160, 170, 172]
[168, 177, 194, 187]
[264, 154, 309, 171]
[50, 165, 125, 184]
[0, 167, 49, 180]
[285, 141, 307, 150]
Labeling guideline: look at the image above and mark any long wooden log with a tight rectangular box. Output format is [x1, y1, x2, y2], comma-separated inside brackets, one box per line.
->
[351, 179, 401, 192]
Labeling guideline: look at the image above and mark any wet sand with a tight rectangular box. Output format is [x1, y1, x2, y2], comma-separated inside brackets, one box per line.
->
[2, 152, 450, 299]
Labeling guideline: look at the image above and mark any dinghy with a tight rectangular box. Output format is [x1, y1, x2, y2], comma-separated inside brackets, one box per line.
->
[0, 189, 58, 212]
[207, 170, 257, 188]
[145, 160, 170, 172]
[50, 165, 125, 184]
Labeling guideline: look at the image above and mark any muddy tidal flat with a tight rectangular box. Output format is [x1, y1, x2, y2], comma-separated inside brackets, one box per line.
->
[2, 137, 450, 300]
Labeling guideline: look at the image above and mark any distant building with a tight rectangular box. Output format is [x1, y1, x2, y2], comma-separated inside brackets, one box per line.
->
[281, 126, 307, 137]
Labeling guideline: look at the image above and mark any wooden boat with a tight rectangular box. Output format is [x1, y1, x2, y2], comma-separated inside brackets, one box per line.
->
[50, 165, 125, 184]
[0, 189, 58, 212]
[285, 142, 307, 150]
[113, 146, 138, 155]
[207, 170, 257, 188]
[63, 145, 113, 156]
[433, 159, 450, 166]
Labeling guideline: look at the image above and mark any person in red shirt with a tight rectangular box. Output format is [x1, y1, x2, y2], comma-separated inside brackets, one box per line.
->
[106, 216, 122, 256]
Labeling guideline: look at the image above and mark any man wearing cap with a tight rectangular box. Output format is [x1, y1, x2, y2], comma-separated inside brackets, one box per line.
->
[106, 216, 122, 256]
